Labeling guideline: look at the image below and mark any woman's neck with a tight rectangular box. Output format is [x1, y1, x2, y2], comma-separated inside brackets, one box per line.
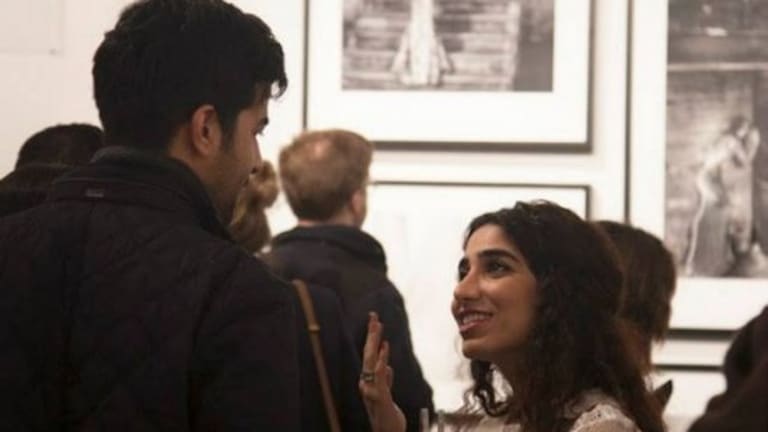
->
[495, 354, 526, 392]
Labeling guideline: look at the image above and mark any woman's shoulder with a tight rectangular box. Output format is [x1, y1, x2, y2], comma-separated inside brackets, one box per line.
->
[473, 416, 520, 432]
[458, 391, 640, 432]
[566, 390, 640, 432]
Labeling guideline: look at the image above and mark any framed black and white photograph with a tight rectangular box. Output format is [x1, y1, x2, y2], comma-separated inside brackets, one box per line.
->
[304, 0, 593, 150]
[629, 0, 768, 330]
[268, 180, 589, 410]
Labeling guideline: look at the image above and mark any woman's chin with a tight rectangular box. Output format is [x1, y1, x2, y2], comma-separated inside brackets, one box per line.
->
[461, 340, 492, 362]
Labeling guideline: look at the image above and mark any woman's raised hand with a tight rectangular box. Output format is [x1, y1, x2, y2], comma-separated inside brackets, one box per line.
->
[359, 312, 406, 432]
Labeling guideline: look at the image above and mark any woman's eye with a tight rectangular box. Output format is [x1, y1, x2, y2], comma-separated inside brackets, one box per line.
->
[486, 261, 509, 275]
[457, 261, 469, 281]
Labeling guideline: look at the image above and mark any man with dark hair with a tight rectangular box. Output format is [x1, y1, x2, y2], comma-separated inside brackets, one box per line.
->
[0, 123, 104, 217]
[268, 129, 435, 432]
[0, 1, 299, 430]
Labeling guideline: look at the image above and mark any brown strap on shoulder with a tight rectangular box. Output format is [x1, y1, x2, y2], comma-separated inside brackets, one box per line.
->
[292, 279, 342, 432]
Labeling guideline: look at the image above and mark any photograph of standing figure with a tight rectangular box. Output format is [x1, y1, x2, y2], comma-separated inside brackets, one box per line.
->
[685, 116, 761, 276]
[666, 0, 768, 278]
[342, 0, 554, 91]
[311, 0, 590, 146]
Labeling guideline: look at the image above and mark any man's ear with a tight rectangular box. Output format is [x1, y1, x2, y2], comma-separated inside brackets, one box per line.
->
[189, 104, 223, 157]
[349, 188, 367, 226]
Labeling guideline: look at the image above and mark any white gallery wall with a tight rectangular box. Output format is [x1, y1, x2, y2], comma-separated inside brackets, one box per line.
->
[0, 0, 307, 173]
[0, 1, 763, 431]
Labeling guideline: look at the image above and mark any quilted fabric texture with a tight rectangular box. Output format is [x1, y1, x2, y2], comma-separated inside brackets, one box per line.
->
[0, 148, 299, 431]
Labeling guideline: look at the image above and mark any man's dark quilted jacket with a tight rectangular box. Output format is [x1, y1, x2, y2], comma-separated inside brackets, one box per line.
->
[0, 148, 300, 431]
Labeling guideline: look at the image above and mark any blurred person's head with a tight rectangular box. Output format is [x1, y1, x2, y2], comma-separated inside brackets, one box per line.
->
[595, 220, 677, 373]
[16, 123, 104, 168]
[92, 0, 287, 223]
[454, 201, 663, 432]
[229, 161, 279, 254]
[1, 123, 105, 217]
[278, 129, 373, 228]
[728, 115, 751, 139]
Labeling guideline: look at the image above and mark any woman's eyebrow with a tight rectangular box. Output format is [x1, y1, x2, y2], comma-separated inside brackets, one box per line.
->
[477, 248, 521, 263]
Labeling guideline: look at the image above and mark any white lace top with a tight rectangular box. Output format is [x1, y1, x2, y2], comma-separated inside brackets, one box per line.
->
[472, 390, 641, 432]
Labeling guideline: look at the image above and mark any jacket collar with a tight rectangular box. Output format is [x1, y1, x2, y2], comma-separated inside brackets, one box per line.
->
[48, 146, 231, 240]
[272, 224, 388, 272]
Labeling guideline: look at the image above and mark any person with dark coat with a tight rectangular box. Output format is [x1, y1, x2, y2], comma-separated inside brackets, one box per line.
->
[0, 1, 300, 430]
[229, 163, 371, 432]
[688, 306, 768, 432]
[267, 129, 435, 432]
[0, 123, 104, 217]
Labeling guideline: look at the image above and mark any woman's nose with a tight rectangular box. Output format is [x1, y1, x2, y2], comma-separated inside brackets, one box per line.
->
[453, 273, 480, 301]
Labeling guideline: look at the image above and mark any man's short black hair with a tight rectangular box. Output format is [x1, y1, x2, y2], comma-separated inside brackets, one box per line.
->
[16, 123, 104, 168]
[93, 0, 287, 150]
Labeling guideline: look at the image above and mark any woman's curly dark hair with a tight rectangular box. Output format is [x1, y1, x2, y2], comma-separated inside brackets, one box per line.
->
[461, 201, 664, 432]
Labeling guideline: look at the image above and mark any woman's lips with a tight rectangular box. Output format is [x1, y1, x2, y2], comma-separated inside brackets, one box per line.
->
[456, 311, 493, 334]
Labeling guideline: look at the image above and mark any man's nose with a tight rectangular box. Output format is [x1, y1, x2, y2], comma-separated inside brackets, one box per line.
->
[252, 140, 262, 167]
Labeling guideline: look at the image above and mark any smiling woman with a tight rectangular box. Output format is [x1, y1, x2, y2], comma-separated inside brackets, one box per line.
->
[455, 202, 663, 432]
[453, 224, 538, 364]
[360, 201, 666, 432]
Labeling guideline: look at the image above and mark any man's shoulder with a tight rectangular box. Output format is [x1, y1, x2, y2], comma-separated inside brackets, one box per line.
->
[175, 229, 283, 286]
[0, 202, 79, 248]
[267, 225, 401, 302]
[156, 235, 293, 314]
[301, 281, 343, 312]
[224, 251, 294, 304]
[0, 202, 283, 288]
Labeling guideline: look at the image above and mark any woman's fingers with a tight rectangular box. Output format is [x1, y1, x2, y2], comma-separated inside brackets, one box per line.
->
[361, 312, 393, 395]
[376, 341, 393, 390]
[359, 313, 406, 432]
[362, 312, 382, 376]
[376, 340, 389, 370]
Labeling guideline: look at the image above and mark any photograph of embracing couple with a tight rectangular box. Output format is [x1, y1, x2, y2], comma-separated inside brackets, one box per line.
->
[666, 0, 768, 278]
